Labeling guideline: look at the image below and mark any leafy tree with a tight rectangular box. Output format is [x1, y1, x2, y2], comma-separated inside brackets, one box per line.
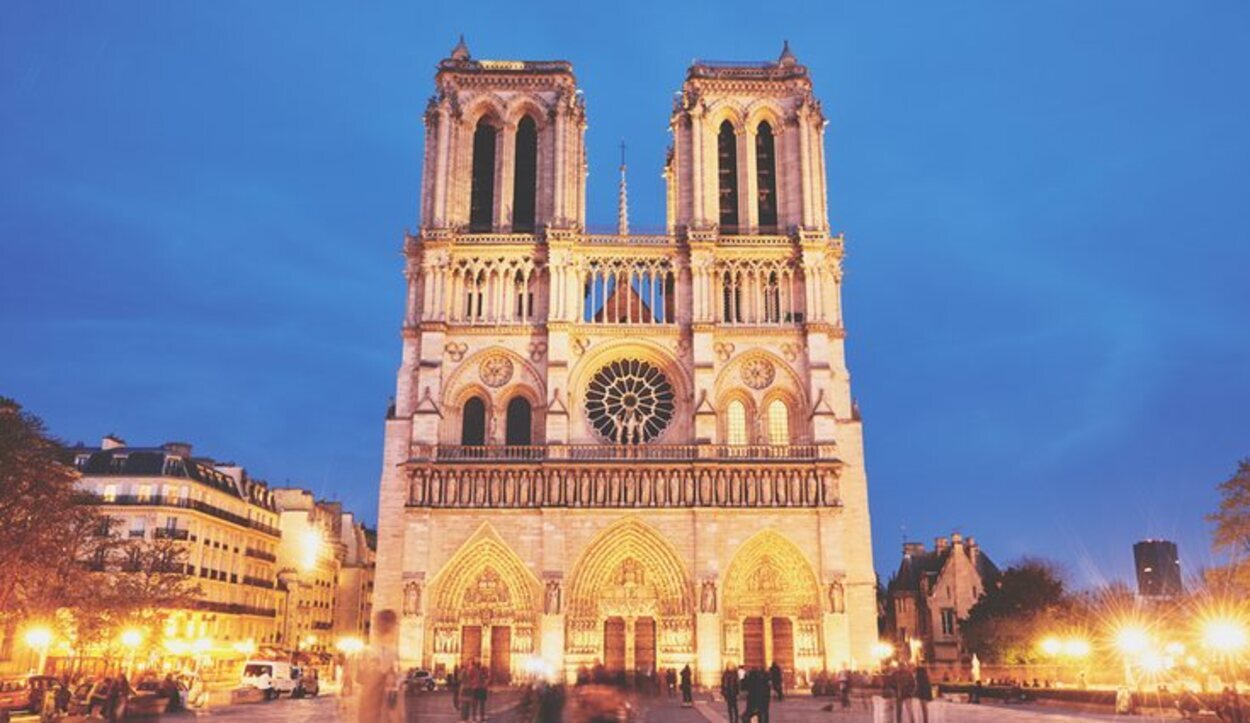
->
[961, 558, 1069, 664]
[1207, 458, 1250, 592]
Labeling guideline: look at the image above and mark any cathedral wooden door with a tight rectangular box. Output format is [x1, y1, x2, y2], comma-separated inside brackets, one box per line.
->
[460, 625, 482, 666]
[490, 626, 511, 684]
[771, 617, 794, 683]
[742, 617, 765, 670]
[604, 617, 626, 672]
[634, 617, 656, 674]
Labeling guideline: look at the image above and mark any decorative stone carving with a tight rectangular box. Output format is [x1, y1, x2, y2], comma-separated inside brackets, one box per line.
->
[572, 336, 590, 357]
[740, 357, 776, 390]
[480, 354, 514, 388]
[781, 342, 804, 363]
[714, 342, 735, 362]
[700, 579, 718, 613]
[544, 579, 562, 615]
[403, 580, 423, 616]
[529, 341, 547, 362]
[445, 342, 468, 361]
[828, 579, 845, 614]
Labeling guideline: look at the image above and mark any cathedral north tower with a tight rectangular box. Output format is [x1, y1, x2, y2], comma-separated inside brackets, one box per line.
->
[374, 39, 876, 686]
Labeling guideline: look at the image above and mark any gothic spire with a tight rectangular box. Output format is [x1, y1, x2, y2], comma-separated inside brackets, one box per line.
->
[617, 140, 629, 236]
[778, 39, 797, 67]
[450, 34, 471, 61]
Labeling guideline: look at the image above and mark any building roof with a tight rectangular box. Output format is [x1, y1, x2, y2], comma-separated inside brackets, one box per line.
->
[75, 443, 277, 512]
[886, 536, 1001, 596]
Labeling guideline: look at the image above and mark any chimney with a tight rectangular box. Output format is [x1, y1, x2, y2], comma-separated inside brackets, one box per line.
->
[903, 542, 926, 557]
[968, 536, 979, 560]
[951, 532, 964, 547]
[935, 537, 950, 553]
[101, 435, 126, 450]
[163, 441, 193, 458]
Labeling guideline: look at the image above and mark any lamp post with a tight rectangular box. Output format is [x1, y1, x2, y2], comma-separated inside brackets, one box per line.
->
[25, 627, 53, 675]
[1202, 618, 1247, 690]
[1115, 627, 1150, 690]
[121, 628, 144, 677]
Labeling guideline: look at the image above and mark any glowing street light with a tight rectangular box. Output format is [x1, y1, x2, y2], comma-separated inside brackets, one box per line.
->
[1202, 619, 1248, 655]
[1115, 627, 1150, 656]
[1040, 637, 1063, 656]
[336, 636, 365, 655]
[871, 641, 895, 664]
[120, 629, 144, 650]
[1063, 639, 1091, 658]
[24, 627, 53, 674]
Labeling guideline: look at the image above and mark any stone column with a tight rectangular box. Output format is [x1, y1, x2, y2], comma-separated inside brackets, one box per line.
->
[742, 125, 758, 233]
[690, 109, 705, 227]
[497, 121, 517, 232]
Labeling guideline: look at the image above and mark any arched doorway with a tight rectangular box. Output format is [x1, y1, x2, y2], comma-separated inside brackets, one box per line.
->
[722, 530, 823, 684]
[565, 518, 694, 681]
[427, 528, 541, 684]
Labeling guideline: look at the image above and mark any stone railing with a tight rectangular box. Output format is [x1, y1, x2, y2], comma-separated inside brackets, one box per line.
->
[425, 444, 832, 462]
[406, 445, 840, 509]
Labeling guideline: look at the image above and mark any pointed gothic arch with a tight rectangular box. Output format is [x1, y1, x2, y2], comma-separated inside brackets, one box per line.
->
[721, 529, 821, 620]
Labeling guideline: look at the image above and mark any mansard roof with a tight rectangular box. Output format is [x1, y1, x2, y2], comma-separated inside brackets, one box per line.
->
[76, 444, 277, 512]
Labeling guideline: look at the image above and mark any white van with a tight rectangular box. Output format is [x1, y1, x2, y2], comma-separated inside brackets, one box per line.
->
[241, 660, 297, 699]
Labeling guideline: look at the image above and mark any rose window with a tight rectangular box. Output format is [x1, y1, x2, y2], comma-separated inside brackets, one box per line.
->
[585, 359, 675, 444]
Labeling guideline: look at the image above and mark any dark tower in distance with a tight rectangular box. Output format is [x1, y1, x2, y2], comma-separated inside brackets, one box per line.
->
[1133, 539, 1183, 598]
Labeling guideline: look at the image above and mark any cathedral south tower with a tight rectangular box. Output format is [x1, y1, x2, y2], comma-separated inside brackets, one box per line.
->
[373, 38, 876, 686]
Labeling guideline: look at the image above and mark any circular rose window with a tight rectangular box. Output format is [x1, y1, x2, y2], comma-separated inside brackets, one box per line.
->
[585, 358, 676, 444]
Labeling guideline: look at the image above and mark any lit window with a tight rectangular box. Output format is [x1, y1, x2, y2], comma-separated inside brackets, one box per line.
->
[137, 484, 151, 502]
[766, 400, 790, 446]
[102, 484, 117, 503]
[727, 400, 748, 446]
[941, 608, 957, 636]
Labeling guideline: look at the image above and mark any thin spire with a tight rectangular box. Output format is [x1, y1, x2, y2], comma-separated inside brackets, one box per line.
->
[450, 34, 470, 61]
[617, 140, 629, 236]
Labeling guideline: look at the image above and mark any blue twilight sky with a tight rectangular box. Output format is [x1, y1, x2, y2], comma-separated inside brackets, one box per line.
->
[3, 2, 1248, 587]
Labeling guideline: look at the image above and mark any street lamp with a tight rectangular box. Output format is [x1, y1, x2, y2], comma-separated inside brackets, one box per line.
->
[1201, 617, 1247, 689]
[25, 627, 52, 675]
[336, 636, 364, 655]
[871, 641, 895, 667]
[121, 628, 144, 677]
[1115, 625, 1151, 689]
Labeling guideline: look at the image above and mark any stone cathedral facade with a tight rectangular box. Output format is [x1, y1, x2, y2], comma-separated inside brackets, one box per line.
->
[373, 39, 876, 687]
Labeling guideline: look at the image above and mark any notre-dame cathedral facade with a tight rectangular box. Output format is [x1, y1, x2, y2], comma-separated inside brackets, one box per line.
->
[373, 38, 876, 687]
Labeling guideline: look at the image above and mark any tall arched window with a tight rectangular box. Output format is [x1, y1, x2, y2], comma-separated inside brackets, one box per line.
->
[766, 399, 790, 446]
[461, 396, 487, 446]
[717, 120, 739, 231]
[764, 271, 781, 323]
[505, 397, 532, 446]
[512, 116, 538, 232]
[469, 119, 497, 232]
[755, 121, 778, 230]
[727, 400, 748, 446]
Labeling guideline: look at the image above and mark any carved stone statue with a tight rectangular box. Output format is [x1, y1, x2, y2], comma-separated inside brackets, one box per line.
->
[828, 580, 845, 614]
[700, 580, 717, 613]
[403, 580, 423, 616]
[544, 580, 562, 615]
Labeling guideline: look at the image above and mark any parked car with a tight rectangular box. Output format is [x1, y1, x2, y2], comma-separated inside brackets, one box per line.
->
[26, 676, 68, 714]
[404, 668, 437, 693]
[292, 667, 320, 698]
[0, 677, 32, 713]
[241, 660, 298, 699]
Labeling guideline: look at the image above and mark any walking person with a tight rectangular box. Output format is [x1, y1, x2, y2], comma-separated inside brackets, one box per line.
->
[665, 668, 677, 697]
[838, 668, 852, 710]
[679, 664, 693, 707]
[459, 661, 479, 722]
[721, 665, 740, 723]
[914, 666, 932, 723]
[474, 665, 491, 722]
[890, 666, 917, 723]
[357, 609, 403, 723]
[768, 662, 783, 702]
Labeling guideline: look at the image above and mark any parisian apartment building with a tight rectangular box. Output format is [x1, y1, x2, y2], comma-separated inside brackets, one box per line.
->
[70, 436, 375, 659]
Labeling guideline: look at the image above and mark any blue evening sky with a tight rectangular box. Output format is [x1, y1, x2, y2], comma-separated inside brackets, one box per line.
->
[3, 2, 1247, 587]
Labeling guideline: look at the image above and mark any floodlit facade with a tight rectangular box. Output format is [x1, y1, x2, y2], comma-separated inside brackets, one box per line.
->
[335, 512, 376, 640]
[272, 489, 346, 656]
[373, 39, 877, 686]
[73, 437, 283, 651]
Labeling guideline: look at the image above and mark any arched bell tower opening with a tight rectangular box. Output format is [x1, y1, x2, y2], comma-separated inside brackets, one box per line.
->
[469, 119, 498, 232]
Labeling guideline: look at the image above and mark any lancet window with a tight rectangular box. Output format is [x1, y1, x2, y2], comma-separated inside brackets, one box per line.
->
[755, 121, 779, 230]
[579, 257, 676, 325]
[505, 397, 532, 446]
[462, 397, 487, 446]
[727, 400, 749, 446]
[715, 259, 797, 325]
[512, 117, 538, 232]
[766, 399, 790, 446]
[469, 119, 497, 232]
[718, 120, 740, 232]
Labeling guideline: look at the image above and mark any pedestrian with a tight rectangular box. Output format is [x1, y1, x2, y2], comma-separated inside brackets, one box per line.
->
[721, 665, 740, 723]
[106, 674, 130, 723]
[459, 661, 478, 722]
[680, 664, 693, 707]
[838, 668, 852, 709]
[449, 667, 460, 712]
[665, 668, 677, 697]
[768, 662, 783, 702]
[889, 666, 917, 723]
[744, 669, 771, 723]
[473, 664, 491, 722]
[914, 666, 932, 723]
[357, 609, 403, 723]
